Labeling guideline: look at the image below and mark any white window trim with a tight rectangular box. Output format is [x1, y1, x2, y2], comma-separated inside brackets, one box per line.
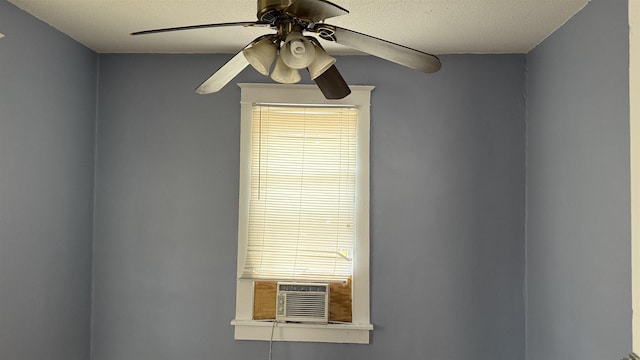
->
[233, 83, 374, 344]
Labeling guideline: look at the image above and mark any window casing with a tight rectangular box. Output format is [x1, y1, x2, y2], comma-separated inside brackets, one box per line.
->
[233, 83, 373, 344]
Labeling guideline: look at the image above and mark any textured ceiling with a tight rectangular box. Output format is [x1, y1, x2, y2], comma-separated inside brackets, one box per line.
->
[6, 0, 589, 55]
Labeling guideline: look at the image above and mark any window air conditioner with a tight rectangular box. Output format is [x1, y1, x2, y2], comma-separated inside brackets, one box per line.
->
[276, 282, 329, 323]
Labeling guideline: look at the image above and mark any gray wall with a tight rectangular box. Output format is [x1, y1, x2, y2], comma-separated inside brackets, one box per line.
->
[0, 1, 97, 360]
[91, 54, 525, 360]
[525, 1, 631, 359]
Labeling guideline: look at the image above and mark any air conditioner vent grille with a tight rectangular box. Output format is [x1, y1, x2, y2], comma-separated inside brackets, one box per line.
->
[284, 293, 327, 318]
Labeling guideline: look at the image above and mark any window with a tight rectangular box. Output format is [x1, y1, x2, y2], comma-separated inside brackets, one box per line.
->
[242, 104, 357, 282]
[233, 83, 373, 344]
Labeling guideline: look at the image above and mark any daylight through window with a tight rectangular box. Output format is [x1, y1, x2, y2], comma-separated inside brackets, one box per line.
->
[241, 105, 358, 282]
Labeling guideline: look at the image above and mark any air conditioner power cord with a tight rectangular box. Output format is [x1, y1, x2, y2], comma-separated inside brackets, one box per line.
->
[269, 320, 278, 360]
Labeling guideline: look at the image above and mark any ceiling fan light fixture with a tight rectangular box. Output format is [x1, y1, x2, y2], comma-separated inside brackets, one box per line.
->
[280, 32, 315, 69]
[132, 0, 442, 100]
[242, 36, 277, 76]
[271, 55, 301, 84]
[307, 43, 336, 80]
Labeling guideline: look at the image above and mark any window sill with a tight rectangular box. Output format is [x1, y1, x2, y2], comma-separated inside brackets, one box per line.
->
[231, 319, 373, 344]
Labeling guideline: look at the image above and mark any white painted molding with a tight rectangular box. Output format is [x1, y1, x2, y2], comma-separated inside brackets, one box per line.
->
[231, 319, 373, 344]
[630, 0, 640, 354]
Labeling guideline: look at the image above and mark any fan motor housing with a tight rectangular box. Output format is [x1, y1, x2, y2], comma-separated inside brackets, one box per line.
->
[257, 0, 295, 22]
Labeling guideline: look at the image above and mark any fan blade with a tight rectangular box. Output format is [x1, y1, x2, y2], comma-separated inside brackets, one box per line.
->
[195, 50, 249, 94]
[312, 65, 351, 99]
[131, 21, 269, 36]
[285, 0, 348, 23]
[330, 26, 441, 74]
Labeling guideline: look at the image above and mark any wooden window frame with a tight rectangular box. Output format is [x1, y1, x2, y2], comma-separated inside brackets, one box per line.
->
[232, 83, 374, 344]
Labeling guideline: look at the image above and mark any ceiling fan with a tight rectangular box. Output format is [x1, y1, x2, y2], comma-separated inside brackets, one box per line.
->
[132, 0, 441, 99]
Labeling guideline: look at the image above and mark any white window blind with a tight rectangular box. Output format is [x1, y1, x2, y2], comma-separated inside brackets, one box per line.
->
[241, 105, 358, 282]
